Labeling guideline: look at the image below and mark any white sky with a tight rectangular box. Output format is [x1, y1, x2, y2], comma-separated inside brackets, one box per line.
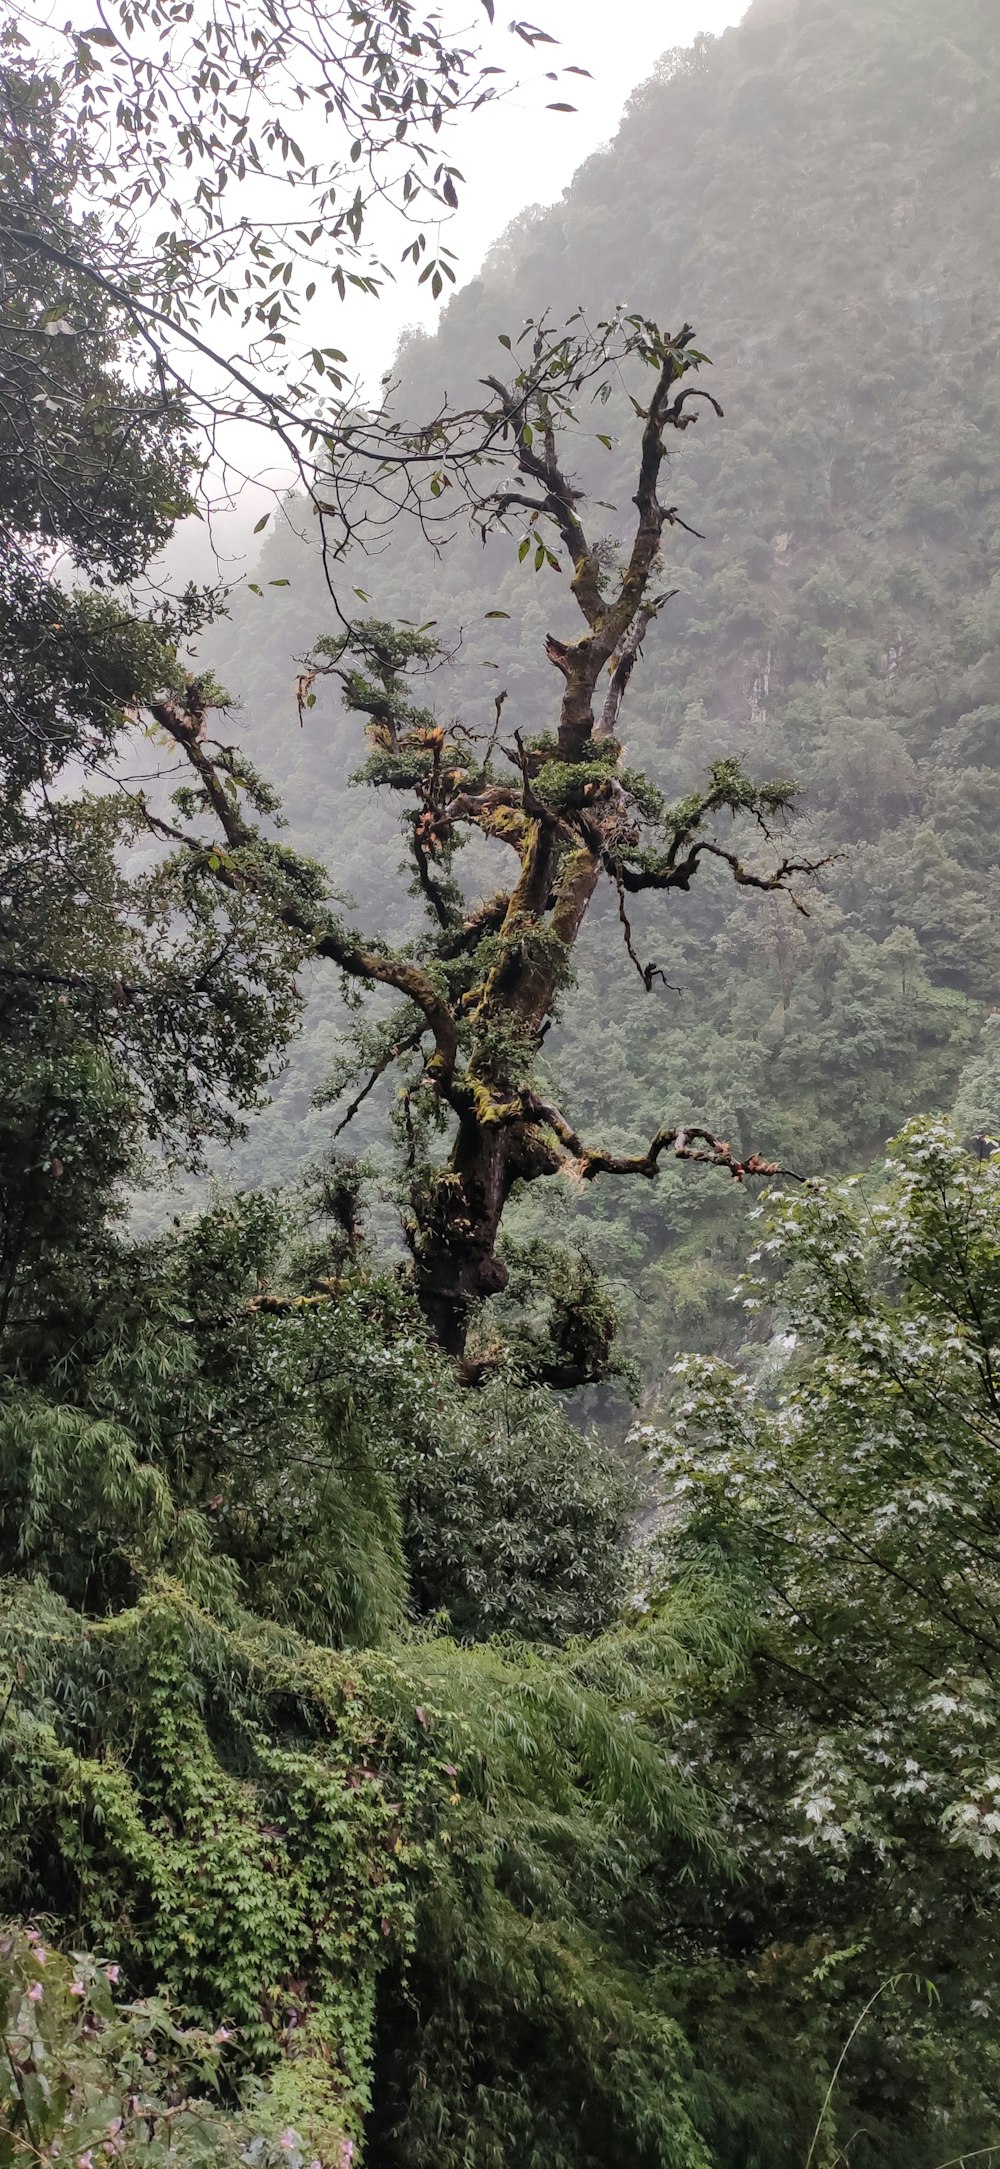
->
[341, 0, 747, 390]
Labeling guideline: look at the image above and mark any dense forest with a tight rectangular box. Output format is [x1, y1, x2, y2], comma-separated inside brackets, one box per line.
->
[4, 0, 1000, 2163]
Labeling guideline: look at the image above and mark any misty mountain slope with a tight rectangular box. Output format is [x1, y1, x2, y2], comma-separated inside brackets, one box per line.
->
[202, 0, 1000, 1371]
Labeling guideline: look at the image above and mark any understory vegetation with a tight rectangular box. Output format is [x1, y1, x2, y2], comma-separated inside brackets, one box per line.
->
[4, 0, 1000, 2162]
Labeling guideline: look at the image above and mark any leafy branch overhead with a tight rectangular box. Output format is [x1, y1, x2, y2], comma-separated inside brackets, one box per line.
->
[0, 4, 589, 562]
[152, 311, 828, 1378]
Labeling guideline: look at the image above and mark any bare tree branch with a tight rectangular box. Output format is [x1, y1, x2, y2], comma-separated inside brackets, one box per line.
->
[331, 1025, 425, 1141]
[147, 694, 464, 1087]
[597, 594, 676, 739]
[523, 1095, 801, 1186]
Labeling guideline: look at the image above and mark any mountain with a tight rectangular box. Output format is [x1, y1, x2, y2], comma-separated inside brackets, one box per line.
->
[199, 0, 1000, 1381]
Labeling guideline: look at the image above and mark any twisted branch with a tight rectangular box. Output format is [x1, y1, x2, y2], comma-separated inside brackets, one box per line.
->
[148, 695, 463, 1086]
[523, 1093, 800, 1185]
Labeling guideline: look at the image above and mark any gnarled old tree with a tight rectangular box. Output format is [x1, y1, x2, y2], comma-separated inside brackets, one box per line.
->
[151, 314, 822, 1380]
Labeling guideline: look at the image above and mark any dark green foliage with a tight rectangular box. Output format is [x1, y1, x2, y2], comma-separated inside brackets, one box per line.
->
[12, 1113, 1000, 2163]
[0, 47, 312, 1165]
[0, 1418, 721, 2165]
[390, 1367, 635, 1640]
[0, 1034, 691, 2167]
[0, 1045, 132, 1350]
[0, 1159, 634, 1650]
[0, 50, 192, 582]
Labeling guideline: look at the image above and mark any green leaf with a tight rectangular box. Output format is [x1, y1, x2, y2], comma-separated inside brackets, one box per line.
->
[253, 514, 269, 533]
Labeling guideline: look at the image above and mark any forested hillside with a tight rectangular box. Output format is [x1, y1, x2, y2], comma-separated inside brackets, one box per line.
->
[205, 0, 1000, 1374]
[8, 0, 1000, 2162]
